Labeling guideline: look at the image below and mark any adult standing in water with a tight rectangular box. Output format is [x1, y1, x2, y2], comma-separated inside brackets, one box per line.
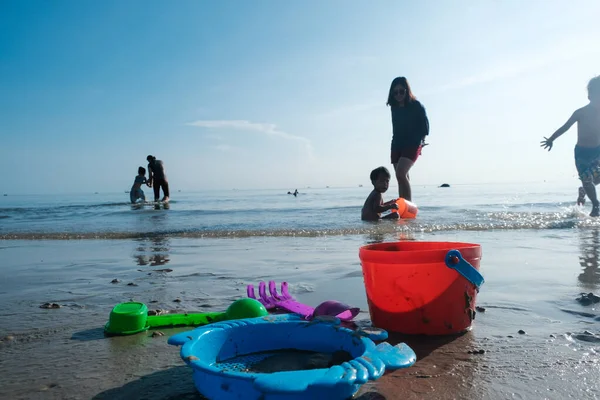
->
[147, 155, 170, 203]
[387, 76, 429, 201]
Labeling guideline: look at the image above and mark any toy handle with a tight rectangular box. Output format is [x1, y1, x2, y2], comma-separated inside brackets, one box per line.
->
[444, 249, 485, 289]
[147, 312, 224, 328]
[274, 299, 315, 318]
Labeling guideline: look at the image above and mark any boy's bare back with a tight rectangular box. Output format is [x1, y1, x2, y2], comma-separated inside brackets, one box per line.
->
[361, 190, 383, 221]
[575, 104, 600, 147]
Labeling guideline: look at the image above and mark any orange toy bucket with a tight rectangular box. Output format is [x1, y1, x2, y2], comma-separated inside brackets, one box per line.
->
[359, 241, 484, 335]
[394, 198, 418, 219]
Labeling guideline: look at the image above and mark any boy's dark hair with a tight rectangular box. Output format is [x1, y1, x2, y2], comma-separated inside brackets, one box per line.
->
[138, 166, 146, 175]
[588, 75, 600, 100]
[370, 166, 391, 182]
[386, 76, 417, 107]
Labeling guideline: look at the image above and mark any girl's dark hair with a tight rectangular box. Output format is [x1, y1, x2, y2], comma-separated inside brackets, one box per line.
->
[370, 166, 391, 182]
[138, 166, 146, 175]
[386, 76, 417, 107]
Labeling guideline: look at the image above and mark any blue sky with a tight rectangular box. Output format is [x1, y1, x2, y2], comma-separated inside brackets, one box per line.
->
[1, 1, 599, 194]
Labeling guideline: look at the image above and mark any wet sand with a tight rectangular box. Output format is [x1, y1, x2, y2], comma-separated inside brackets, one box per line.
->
[2, 230, 600, 399]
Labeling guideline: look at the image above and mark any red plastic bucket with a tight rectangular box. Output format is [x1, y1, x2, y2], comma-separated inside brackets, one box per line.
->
[359, 241, 483, 335]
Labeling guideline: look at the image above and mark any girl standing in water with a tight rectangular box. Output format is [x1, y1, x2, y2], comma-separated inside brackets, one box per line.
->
[387, 77, 429, 201]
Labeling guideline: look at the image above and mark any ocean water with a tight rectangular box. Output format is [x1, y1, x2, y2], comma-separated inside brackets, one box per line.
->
[0, 182, 597, 239]
[3, 182, 600, 399]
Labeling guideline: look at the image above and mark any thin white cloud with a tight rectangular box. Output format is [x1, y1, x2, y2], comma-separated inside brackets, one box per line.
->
[187, 119, 314, 157]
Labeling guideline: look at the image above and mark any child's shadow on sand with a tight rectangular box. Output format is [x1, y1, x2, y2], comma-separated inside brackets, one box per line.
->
[92, 366, 205, 400]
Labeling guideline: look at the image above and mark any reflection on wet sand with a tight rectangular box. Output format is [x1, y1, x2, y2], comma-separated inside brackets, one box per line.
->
[134, 236, 171, 266]
[578, 228, 600, 289]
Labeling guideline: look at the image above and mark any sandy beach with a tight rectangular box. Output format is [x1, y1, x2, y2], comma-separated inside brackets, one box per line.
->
[2, 229, 600, 399]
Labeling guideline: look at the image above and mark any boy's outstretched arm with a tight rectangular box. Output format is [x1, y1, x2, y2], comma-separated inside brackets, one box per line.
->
[147, 167, 153, 187]
[541, 110, 579, 151]
[375, 199, 398, 213]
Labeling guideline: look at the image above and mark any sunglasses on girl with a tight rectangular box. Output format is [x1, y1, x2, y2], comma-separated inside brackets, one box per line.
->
[394, 88, 406, 95]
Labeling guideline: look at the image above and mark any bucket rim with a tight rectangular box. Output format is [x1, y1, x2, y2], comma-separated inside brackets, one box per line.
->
[359, 241, 481, 264]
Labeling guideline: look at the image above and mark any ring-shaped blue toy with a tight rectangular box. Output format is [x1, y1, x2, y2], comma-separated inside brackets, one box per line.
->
[168, 314, 417, 400]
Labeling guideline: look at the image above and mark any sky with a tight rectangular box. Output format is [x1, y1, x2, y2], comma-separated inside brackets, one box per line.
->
[1, 0, 600, 194]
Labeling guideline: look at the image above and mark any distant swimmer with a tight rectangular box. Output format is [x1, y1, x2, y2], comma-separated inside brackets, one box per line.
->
[130, 167, 147, 204]
[287, 189, 299, 197]
[361, 167, 399, 221]
[146, 155, 170, 203]
[541, 76, 600, 216]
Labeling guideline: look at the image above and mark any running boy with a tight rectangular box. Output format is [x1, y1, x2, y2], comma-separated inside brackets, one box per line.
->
[361, 166, 399, 221]
[130, 167, 147, 204]
[541, 76, 600, 217]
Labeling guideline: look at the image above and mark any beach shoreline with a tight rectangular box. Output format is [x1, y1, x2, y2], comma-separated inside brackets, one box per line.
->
[2, 231, 600, 399]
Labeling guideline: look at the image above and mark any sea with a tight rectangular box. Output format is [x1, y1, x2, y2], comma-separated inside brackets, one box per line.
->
[0, 182, 596, 239]
[2, 182, 600, 400]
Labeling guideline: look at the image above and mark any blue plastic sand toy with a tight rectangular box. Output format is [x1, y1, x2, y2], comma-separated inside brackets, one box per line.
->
[168, 314, 417, 400]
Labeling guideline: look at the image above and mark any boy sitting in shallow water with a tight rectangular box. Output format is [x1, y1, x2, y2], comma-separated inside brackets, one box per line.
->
[130, 167, 147, 204]
[541, 76, 600, 217]
[361, 166, 399, 221]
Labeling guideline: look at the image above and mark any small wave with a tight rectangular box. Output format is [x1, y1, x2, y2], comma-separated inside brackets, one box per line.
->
[0, 220, 597, 240]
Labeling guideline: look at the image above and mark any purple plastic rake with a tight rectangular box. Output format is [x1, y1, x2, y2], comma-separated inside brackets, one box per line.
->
[246, 280, 359, 321]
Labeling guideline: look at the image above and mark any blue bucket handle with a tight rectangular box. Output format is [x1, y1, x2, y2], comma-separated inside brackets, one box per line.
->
[444, 249, 484, 290]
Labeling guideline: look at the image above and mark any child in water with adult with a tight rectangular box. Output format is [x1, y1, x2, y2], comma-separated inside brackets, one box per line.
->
[361, 166, 399, 221]
[541, 76, 600, 217]
[387, 76, 429, 201]
[130, 167, 147, 204]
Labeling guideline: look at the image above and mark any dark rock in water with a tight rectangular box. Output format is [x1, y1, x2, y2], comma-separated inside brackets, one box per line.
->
[110, 279, 120, 284]
[126, 282, 138, 287]
[439, 183, 450, 188]
[248, 350, 353, 373]
[573, 331, 600, 343]
[40, 302, 61, 309]
[576, 292, 600, 306]
[518, 329, 526, 335]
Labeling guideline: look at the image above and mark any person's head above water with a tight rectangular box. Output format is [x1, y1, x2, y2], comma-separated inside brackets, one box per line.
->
[370, 166, 391, 193]
[386, 76, 417, 107]
[138, 166, 146, 176]
[588, 76, 600, 104]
